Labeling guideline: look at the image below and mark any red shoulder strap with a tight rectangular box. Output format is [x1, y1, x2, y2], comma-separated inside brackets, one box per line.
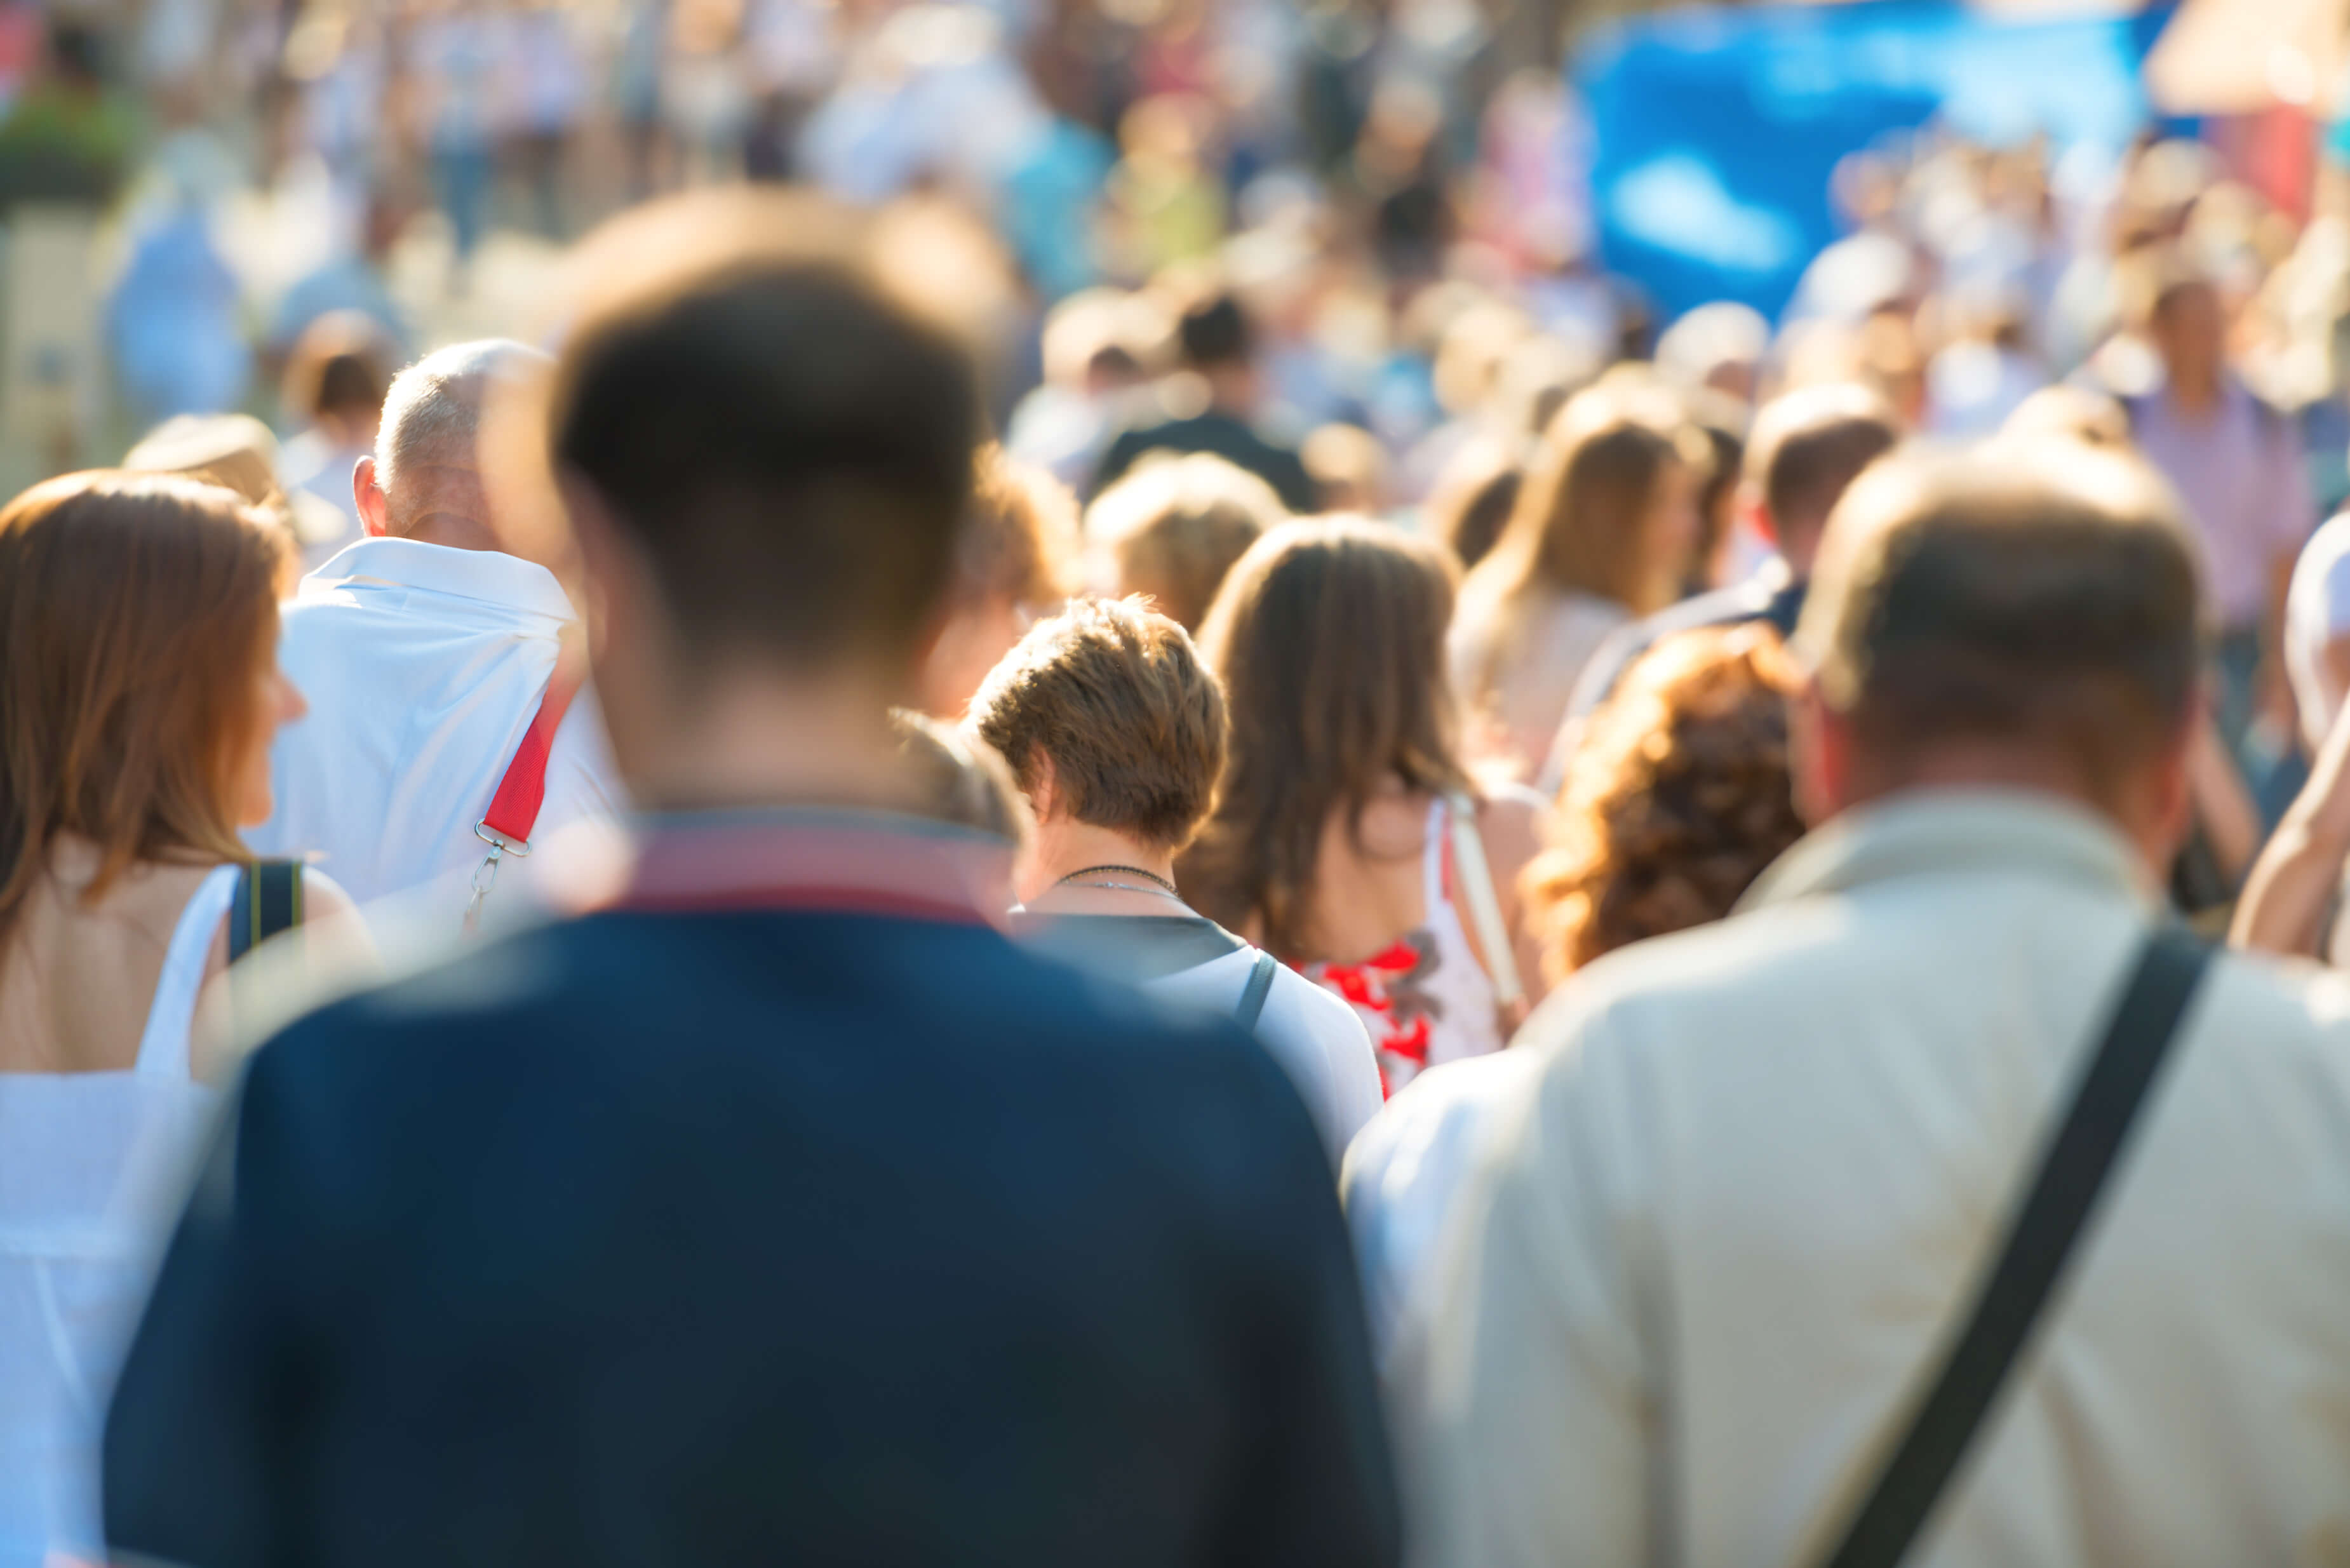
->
[478, 637, 587, 850]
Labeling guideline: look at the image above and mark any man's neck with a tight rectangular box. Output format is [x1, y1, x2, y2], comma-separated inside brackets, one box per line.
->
[619, 670, 920, 818]
[396, 514, 502, 553]
[1202, 364, 1258, 419]
[2166, 368, 2224, 419]
[1836, 744, 2172, 884]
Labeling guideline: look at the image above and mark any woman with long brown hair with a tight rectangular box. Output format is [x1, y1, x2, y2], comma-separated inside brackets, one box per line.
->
[1180, 518, 1544, 1094]
[0, 472, 359, 1565]
[1449, 385, 1707, 778]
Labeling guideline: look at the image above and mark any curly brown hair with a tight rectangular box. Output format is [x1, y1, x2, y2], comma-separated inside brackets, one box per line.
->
[1524, 625, 1805, 983]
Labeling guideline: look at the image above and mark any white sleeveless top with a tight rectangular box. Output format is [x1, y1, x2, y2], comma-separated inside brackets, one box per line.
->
[1305, 798, 1505, 1096]
[0, 864, 234, 1568]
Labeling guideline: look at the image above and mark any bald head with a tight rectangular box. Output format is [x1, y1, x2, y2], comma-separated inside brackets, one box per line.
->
[358, 338, 551, 551]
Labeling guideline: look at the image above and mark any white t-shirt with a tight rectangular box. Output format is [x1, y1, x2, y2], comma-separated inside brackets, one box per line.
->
[2286, 510, 2350, 749]
[1016, 913, 1385, 1165]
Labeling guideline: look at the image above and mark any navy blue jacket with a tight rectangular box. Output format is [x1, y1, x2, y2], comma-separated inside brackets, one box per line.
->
[104, 904, 1399, 1567]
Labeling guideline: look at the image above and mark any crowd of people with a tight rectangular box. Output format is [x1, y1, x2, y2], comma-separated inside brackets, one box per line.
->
[6, 1, 2350, 1564]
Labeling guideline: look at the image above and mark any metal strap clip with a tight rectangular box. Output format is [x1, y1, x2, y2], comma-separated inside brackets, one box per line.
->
[462, 822, 534, 936]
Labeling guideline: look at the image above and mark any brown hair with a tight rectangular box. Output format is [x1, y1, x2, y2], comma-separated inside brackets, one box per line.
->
[1179, 518, 1467, 956]
[1524, 626, 1805, 982]
[1468, 385, 1703, 617]
[970, 596, 1226, 851]
[1744, 382, 1901, 546]
[2002, 385, 2131, 449]
[0, 472, 288, 947]
[281, 309, 398, 424]
[953, 444, 1078, 610]
[121, 413, 302, 573]
[1800, 439, 2203, 798]
[889, 709, 1033, 847]
[548, 189, 980, 673]
[1427, 446, 1521, 572]
[1087, 453, 1287, 631]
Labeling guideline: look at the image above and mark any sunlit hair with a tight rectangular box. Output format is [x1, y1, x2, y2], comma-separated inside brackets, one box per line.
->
[889, 709, 1032, 849]
[1799, 438, 2203, 803]
[1425, 439, 1521, 572]
[1179, 518, 1467, 958]
[1524, 626, 1805, 983]
[1465, 385, 1705, 620]
[1744, 382, 1902, 540]
[953, 443, 1078, 610]
[970, 596, 1226, 852]
[2002, 384, 2131, 450]
[0, 471, 287, 948]
[1087, 452, 1286, 632]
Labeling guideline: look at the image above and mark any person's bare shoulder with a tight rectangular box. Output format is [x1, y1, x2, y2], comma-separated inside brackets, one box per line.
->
[192, 868, 380, 1082]
[1475, 785, 1549, 889]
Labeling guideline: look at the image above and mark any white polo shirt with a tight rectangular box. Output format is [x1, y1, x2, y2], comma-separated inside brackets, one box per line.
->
[250, 538, 624, 916]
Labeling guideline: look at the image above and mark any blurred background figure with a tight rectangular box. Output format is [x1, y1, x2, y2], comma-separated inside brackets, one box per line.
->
[277, 311, 401, 568]
[2128, 262, 2315, 803]
[889, 709, 1031, 915]
[1450, 386, 1706, 779]
[120, 412, 330, 580]
[1094, 284, 1317, 512]
[1544, 381, 1902, 788]
[918, 445, 1080, 721]
[1084, 452, 1287, 632]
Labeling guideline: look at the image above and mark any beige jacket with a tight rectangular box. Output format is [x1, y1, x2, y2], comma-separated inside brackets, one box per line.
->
[1401, 789, 2350, 1567]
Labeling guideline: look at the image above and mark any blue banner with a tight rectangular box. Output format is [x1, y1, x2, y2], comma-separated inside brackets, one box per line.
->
[1577, 0, 2178, 324]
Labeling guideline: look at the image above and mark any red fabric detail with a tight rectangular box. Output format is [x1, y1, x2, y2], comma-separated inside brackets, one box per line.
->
[1318, 939, 1432, 1099]
[480, 643, 586, 845]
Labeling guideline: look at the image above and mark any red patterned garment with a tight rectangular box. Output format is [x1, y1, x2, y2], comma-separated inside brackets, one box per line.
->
[1305, 930, 1444, 1097]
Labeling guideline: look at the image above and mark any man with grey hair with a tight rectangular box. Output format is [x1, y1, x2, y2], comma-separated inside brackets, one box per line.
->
[249, 339, 622, 916]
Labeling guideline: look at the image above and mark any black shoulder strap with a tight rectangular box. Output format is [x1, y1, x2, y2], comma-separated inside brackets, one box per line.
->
[1234, 950, 1279, 1034]
[228, 859, 306, 965]
[1816, 925, 2212, 1568]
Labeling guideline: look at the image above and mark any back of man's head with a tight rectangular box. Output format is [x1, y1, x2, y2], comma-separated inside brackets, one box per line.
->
[375, 339, 549, 539]
[1797, 438, 2203, 810]
[1175, 289, 1254, 373]
[1745, 382, 1900, 572]
[549, 191, 977, 677]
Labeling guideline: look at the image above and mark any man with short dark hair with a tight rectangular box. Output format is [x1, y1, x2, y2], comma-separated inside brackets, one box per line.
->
[973, 596, 1381, 1160]
[1404, 438, 2350, 1565]
[1544, 382, 1898, 779]
[1092, 286, 1317, 511]
[104, 191, 1400, 1568]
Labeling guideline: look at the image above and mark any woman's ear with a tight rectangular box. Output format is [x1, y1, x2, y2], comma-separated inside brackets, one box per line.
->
[1025, 749, 1059, 826]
